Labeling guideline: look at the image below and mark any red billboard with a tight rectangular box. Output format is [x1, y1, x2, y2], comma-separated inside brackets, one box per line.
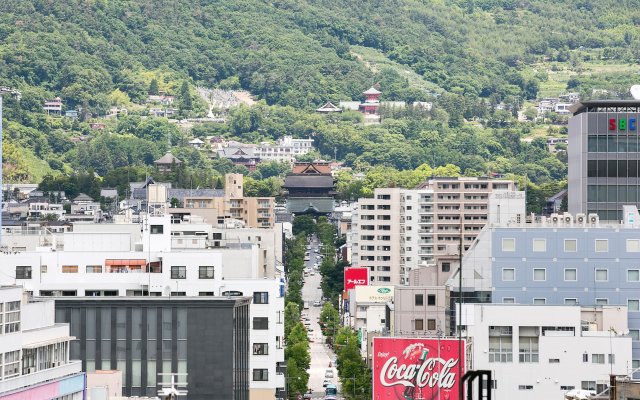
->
[372, 337, 464, 400]
[344, 267, 369, 291]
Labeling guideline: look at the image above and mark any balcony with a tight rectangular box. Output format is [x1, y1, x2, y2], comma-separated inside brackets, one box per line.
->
[0, 361, 82, 394]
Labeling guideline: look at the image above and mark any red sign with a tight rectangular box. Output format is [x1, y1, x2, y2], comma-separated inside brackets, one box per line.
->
[344, 267, 369, 291]
[372, 338, 464, 400]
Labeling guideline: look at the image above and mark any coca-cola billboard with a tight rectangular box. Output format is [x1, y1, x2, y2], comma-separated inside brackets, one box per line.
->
[344, 267, 369, 291]
[372, 337, 464, 400]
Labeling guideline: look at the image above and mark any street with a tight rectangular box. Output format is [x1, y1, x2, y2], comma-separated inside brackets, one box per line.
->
[301, 235, 341, 399]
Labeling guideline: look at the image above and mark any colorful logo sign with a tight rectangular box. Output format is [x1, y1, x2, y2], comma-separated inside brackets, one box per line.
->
[344, 267, 369, 291]
[373, 338, 464, 400]
[609, 118, 638, 131]
[377, 287, 391, 294]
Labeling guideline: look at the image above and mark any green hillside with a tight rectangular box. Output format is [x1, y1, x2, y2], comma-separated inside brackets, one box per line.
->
[0, 0, 638, 208]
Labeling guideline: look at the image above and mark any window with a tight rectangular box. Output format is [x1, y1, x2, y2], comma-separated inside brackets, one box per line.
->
[609, 354, 615, 364]
[62, 265, 78, 273]
[628, 270, 640, 282]
[86, 265, 102, 273]
[253, 292, 269, 304]
[533, 239, 546, 252]
[415, 319, 424, 330]
[627, 239, 640, 252]
[252, 369, 268, 381]
[442, 262, 451, 272]
[533, 298, 546, 305]
[502, 268, 515, 281]
[489, 326, 513, 363]
[198, 266, 214, 279]
[415, 294, 424, 306]
[596, 298, 609, 305]
[253, 317, 268, 330]
[15, 266, 32, 279]
[533, 268, 546, 281]
[4, 350, 20, 378]
[565, 298, 578, 306]
[549, 358, 560, 363]
[502, 238, 515, 252]
[564, 239, 577, 252]
[583, 353, 589, 363]
[561, 386, 576, 390]
[582, 381, 596, 391]
[40, 265, 47, 273]
[591, 354, 605, 364]
[629, 299, 640, 311]
[253, 343, 268, 355]
[518, 385, 533, 390]
[519, 327, 539, 363]
[595, 239, 608, 252]
[171, 266, 186, 279]
[595, 269, 608, 282]
[503, 298, 515, 304]
[427, 294, 436, 306]
[427, 319, 436, 330]
[150, 225, 164, 234]
[564, 269, 577, 281]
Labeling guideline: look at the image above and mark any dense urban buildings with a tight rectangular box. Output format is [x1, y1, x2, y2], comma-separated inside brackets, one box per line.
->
[0, 286, 85, 400]
[569, 100, 640, 220]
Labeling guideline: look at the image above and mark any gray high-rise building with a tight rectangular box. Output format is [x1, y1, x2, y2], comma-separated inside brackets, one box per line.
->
[54, 296, 250, 400]
[569, 100, 640, 220]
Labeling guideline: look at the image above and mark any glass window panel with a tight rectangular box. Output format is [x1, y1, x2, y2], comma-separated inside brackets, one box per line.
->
[588, 137, 598, 152]
[565, 299, 578, 306]
[629, 270, 640, 282]
[587, 186, 598, 202]
[86, 340, 96, 360]
[629, 137, 639, 153]
[619, 137, 628, 152]
[502, 238, 515, 252]
[502, 269, 515, 281]
[116, 308, 126, 339]
[619, 186, 628, 202]
[101, 309, 111, 339]
[608, 137, 617, 153]
[597, 185, 607, 202]
[86, 309, 96, 339]
[147, 308, 157, 340]
[178, 360, 187, 374]
[162, 340, 172, 359]
[588, 160, 598, 177]
[117, 359, 126, 379]
[608, 185, 617, 202]
[619, 161, 628, 177]
[132, 340, 142, 360]
[595, 269, 608, 281]
[608, 160, 617, 178]
[101, 341, 111, 368]
[630, 186, 638, 202]
[147, 361, 156, 386]
[532, 239, 546, 252]
[597, 137, 607, 152]
[70, 309, 81, 337]
[132, 360, 141, 387]
[163, 360, 172, 374]
[595, 240, 608, 252]
[147, 340, 157, 360]
[116, 340, 127, 360]
[178, 341, 187, 360]
[533, 269, 546, 281]
[132, 309, 142, 340]
[86, 360, 95, 373]
[629, 300, 640, 311]
[597, 160, 607, 177]
[564, 240, 577, 252]
[177, 308, 187, 340]
[162, 308, 172, 340]
[565, 269, 577, 281]
[533, 298, 546, 305]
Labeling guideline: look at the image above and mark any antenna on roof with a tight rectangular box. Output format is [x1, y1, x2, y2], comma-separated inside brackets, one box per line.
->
[631, 85, 640, 100]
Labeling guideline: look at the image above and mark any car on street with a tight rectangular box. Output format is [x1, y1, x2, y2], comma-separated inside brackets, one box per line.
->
[322, 379, 332, 388]
[325, 370, 334, 379]
[313, 301, 321, 307]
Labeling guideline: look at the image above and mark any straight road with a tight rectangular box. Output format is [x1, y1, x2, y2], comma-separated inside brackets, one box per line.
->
[301, 235, 340, 399]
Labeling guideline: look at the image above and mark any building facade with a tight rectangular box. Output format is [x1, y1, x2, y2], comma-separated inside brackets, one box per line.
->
[254, 136, 314, 164]
[462, 304, 631, 399]
[568, 100, 640, 220]
[283, 162, 336, 215]
[0, 286, 85, 400]
[0, 215, 285, 400]
[54, 296, 250, 400]
[350, 179, 522, 286]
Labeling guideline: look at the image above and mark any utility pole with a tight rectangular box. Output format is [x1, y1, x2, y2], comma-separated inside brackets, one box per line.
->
[458, 221, 463, 400]
[0, 96, 3, 248]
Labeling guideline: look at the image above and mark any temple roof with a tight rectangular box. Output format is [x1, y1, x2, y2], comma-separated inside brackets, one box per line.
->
[283, 175, 335, 189]
[363, 87, 381, 95]
[154, 152, 182, 165]
[316, 102, 342, 113]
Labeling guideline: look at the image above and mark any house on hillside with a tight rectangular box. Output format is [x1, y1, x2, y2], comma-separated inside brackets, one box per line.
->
[189, 138, 205, 149]
[43, 97, 63, 115]
[217, 146, 260, 171]
[316, 102, 342, 113]
[154, 152, 182, 173]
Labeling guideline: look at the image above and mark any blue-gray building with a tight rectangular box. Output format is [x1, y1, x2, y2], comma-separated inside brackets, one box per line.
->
[451, 216, 640, 370]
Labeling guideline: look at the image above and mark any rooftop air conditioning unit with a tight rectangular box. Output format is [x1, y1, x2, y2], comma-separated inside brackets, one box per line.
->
[575, 213, 586, 226]
[588, 213, 600, 226]
[550, 213, 560, 225]
[563, 213, 573, 225]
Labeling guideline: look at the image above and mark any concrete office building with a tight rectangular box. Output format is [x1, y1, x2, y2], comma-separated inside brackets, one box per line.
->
[0, 286, 85, 400]
[453, 209, 640, 370]
[54, 296, 250, 400]
[568, 100, 640, 220]
[0, 215, 285, 400]
[350, 180, 522, 286]
[461, 304, 631, 399]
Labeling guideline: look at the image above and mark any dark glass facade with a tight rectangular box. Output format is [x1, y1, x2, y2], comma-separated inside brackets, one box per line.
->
[54, 297, 250, 400]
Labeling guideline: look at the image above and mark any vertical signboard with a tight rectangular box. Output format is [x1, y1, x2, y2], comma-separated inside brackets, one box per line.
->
[372, 337, 464, 400]
[344, 267, 369, 291]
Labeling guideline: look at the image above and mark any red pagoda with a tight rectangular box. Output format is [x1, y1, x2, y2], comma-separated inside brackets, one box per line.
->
[359, 87, 381, 124]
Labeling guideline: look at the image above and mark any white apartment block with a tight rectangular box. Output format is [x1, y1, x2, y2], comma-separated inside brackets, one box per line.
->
[0, 286, 85, 399]
[461, 304, 632, 399]
[350, 179, 521, 285]
[254, 136, 314, 163]
[0, 216, 285, 400]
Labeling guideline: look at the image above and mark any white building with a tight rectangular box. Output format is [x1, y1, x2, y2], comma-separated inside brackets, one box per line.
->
[347, 285, 395, 358]
[254, 136, 314, 163]
[0, 286, 85, 399]
[461, 303, 632, 399]
[0, 216, 285, 400]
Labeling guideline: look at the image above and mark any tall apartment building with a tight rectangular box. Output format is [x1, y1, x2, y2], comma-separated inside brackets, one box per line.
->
[452, 208, 640, 371]
[0, 216, 285, 400]
[254, 136, 314, 163]
[0, 286, 85, 399]
[350, 178, 521, 285]
[568, 100, 640, 220]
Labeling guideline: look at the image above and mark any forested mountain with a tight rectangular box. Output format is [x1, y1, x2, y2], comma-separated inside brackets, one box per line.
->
[1, 0, 639, 210]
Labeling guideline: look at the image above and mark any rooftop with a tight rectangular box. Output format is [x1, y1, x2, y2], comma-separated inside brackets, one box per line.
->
[570, 100, 640, 115]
